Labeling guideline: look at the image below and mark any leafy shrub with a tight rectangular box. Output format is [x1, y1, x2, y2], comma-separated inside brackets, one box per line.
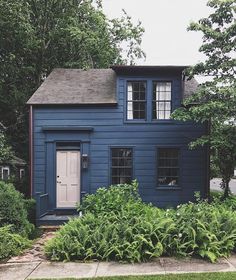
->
[45, 182, 236, 263]
[78, 180, 141, 215]
[0, 181, 34, 236]
[0, 225, 31, 260]
[164, 201, 236, 262]
[23, 198, 36, 225]
[45, 202, 166, 262]
[210, 191, 236, 211]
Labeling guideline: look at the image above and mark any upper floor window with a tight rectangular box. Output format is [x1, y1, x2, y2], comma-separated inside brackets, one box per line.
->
[157, 148, 179, 187]
[152, 82, 172, 120]
[127, 81, 146, 120]
[111, 148, 132, 184]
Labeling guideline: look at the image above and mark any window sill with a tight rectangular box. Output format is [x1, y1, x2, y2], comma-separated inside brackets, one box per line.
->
[156, 186, 181, 190]
[124, 120, 147, 124]
[124, 120, 177, 124]
[151, 119, 176, 123]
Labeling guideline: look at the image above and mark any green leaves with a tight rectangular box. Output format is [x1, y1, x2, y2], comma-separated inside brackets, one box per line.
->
[0, 181, 34, 237]
[0, 225, 31, 260]
[45, 183, 236, 263]
[0, 131, 13, 162]
[0, 0, 145, 158]
[172, 0, 236, 197]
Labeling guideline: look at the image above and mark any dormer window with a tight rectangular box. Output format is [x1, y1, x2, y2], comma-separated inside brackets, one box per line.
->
[152, 82, 172, 120]
[127, 81, 146, 120]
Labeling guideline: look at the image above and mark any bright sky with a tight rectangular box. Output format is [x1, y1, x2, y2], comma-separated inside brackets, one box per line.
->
[103, 0, 212, 66]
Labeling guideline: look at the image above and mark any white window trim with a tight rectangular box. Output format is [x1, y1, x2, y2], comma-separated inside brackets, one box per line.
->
[19, 168, 25, 179]
[1, 166, 10, 180]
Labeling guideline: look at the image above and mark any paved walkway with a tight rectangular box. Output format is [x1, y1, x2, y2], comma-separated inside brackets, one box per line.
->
[1, 255, 236, 280]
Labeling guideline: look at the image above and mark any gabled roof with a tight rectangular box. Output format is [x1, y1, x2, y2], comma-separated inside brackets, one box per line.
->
[27, 67, 198, 105]
[27, 68, 117, 105]
[0, 156, 26, 166]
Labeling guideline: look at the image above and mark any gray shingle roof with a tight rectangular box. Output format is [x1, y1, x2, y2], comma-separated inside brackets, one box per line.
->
[27, 68, 198, 105]
[27, 68, 117, 105]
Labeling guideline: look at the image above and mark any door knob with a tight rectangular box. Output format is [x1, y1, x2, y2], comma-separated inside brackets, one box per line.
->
[57, 181, 61, 184]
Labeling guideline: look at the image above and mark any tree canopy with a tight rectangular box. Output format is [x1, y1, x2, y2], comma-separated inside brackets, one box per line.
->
[172, 0, 236, 197]
[0, 131, 13, 162]
[0, 0, 145, 158]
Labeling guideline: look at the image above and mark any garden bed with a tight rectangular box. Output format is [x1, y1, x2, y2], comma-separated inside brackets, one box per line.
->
[45, 181, 236, 263]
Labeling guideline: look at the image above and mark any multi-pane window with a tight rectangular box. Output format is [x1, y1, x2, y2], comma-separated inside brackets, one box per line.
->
[153, 82, 172, 120]
[111, 148, 132, 184]
[157, 148, 179, 186]
[127, 81, 146, 120]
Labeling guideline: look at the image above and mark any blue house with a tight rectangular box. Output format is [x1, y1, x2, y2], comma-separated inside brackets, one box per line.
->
[27, 66, 209, 225]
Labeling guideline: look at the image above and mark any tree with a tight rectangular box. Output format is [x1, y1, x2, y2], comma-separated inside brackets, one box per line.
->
[0, 131, 13, 162]
[172, 0, 236, 198]
[0, 0, 145, 158]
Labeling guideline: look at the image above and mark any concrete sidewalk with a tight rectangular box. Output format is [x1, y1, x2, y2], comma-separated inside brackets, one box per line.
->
[1, 255, 236, 280]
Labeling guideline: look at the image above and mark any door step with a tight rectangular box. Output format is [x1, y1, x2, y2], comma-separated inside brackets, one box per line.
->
[40, 225, 61, 231]
[54, 208, 78, 216]
[38, 214, 79, 226]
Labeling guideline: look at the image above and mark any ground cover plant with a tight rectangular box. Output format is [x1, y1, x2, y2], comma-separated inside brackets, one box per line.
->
[45, 181, 236, 263]
[0, 225, 31, 260]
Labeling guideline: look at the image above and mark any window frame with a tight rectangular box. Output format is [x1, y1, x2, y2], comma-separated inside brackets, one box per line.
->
[156, 146, 182, 190]
[19, 168, 25, 179]
[1, 166, 10, 181]
[109, 146, 134, 185]
[126, 80, 147, 122]
[152, 80, 173, 121]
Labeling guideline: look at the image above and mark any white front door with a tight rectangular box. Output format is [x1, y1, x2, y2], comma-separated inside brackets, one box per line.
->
[56, 150, 80, 208]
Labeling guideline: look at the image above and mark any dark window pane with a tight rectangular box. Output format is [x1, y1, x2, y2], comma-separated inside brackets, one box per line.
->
[111, 148, 132, 185]
[157, 148, 179, 187]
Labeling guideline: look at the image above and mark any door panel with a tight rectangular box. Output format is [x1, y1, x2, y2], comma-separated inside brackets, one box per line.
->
[56, 150, 80, 208]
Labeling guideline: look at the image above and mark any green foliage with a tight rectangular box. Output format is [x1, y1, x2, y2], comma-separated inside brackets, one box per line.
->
[23, 198, 36, 225]
[0, 181, 34, 236]
[45, 183, 236, 263]
[0, 225, 31, 260]
[0, 131, 13, 162]
[0, 0, 145, 158]
[78, 180, 141, 214]
[172, 0, 236, 197]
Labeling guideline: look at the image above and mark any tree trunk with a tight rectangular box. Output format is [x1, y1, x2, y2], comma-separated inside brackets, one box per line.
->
[223, 179, 230, 199]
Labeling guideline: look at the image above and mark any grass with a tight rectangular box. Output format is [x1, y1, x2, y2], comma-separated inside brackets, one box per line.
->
[30, 271, 236, 280]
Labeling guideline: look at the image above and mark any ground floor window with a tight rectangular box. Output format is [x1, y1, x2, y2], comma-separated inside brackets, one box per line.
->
[111, 148, 133, 184]
[157, 148, 179, 186]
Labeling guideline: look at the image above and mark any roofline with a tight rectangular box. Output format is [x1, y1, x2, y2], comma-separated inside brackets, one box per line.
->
[26, 102, 118, 106]
[111, 65, 189, 72]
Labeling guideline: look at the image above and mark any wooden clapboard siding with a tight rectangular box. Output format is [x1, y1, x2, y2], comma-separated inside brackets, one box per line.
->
[32, 71, 209, 212]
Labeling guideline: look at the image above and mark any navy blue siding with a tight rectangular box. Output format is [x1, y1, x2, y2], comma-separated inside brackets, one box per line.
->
[32, 74, 208, 211]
